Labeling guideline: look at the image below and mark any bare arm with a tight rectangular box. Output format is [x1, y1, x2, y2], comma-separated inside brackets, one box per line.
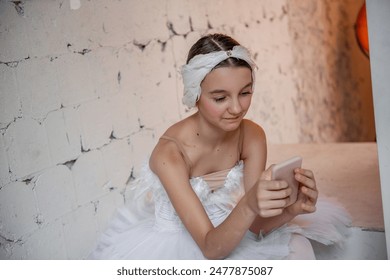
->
[241, 120, 318, 235]
[240, 120, 290, 234]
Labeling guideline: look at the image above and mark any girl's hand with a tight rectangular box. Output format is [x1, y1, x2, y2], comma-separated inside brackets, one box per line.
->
[285, 168, 318, 217]
[249, 166, 292, 218]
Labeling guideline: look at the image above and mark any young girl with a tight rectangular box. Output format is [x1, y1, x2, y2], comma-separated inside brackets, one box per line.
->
[89, 34, 350, 260]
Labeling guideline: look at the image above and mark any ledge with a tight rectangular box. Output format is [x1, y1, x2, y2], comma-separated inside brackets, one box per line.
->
[268, 142, 384, 230]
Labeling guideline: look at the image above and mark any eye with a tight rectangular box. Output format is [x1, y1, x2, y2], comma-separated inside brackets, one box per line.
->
[241, 91, 252, 96]
[214, 96, 226, 102]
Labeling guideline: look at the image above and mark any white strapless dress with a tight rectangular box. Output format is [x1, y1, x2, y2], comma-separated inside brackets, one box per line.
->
[88, 161, 351, 259]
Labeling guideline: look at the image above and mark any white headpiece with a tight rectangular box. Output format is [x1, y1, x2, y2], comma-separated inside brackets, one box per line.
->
[181, 45, 257, 108]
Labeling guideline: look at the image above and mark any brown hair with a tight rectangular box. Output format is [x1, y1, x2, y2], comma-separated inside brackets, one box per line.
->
[186, 34, 252, 70]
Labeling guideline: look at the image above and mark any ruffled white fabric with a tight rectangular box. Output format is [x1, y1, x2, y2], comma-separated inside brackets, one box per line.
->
[88, 161, 351, 260]
[181, 45, 257, 108]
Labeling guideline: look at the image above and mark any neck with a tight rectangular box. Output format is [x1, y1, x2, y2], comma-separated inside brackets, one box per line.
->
[192, 112, 238, 147]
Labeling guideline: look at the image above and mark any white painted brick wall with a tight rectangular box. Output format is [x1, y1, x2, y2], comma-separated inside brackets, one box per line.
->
[130, 40, 180, 128]
[100, 139, 133, 189]
[109, 93, 140, 139]
[71, 150, 108, 206]
[0, 0, 371, 259]
[55, 54, 97, 107]
[0, 134, 11, 187]
[34, 165, 77, 224]
[0, 3, 30, 62]
[78, 97, 113, 151]
[21, 219, 68, 260]
[43, 107, 82, 165]
[0, 181, 39, 241]
[128, 129, 158, 179]
[87, 48, 121, 98]
[0, 65, 21, 127]
[61, 204, 98, 259]
[93, 191, 125, 233]
[16, 57, 61, 120]
[3, 118, 52, 179]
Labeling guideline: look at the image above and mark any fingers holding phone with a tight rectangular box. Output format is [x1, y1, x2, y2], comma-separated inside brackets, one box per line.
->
[293, 168, 318, 213]
[271, 156, 302, 207]
[253, 178, 292, 217]
[253, 157, 318, 217]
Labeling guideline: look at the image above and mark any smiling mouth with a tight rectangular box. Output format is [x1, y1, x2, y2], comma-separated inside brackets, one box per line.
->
[224, 116, 241, 120]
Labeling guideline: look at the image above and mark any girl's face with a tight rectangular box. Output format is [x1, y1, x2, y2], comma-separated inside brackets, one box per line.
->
[197, 66, 253, 132]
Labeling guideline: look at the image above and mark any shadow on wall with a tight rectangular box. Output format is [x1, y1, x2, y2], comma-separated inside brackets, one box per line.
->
[287, 0, 375, 142]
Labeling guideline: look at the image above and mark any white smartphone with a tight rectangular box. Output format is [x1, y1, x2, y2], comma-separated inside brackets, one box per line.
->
[271, 156, 302, 207]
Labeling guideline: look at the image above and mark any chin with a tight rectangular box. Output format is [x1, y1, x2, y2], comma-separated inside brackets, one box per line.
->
[220, 121, 242, 131]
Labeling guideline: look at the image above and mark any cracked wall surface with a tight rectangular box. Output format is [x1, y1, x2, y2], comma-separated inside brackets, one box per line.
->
[0, 0, 373, 259]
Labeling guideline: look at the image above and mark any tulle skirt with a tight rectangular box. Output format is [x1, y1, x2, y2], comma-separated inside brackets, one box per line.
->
[88, 197, 351, 260]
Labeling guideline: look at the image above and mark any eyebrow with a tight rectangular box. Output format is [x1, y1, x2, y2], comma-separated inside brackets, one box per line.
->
[208, 82, 253, 94]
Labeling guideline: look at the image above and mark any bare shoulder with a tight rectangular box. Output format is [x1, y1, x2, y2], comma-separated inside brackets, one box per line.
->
[149, 118, 193, 176]
[149, 136, 188, 176]
[241, 119, 267, 160]
[161, 115, 195, 141]
[241, 119, 266, 142]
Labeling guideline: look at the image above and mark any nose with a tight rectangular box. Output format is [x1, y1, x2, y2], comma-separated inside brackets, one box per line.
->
[228, 97, 243, 115]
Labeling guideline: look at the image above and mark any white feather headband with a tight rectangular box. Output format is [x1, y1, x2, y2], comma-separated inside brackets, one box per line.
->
[181, 45, 257, 108]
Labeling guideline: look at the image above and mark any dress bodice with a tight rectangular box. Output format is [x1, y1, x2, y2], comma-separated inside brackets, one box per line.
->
[132, 161, 245, 230]
[188, 161, 245, 207]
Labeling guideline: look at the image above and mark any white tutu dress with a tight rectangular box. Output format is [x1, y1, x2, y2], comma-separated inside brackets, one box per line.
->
[88, 156, 351, 260]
